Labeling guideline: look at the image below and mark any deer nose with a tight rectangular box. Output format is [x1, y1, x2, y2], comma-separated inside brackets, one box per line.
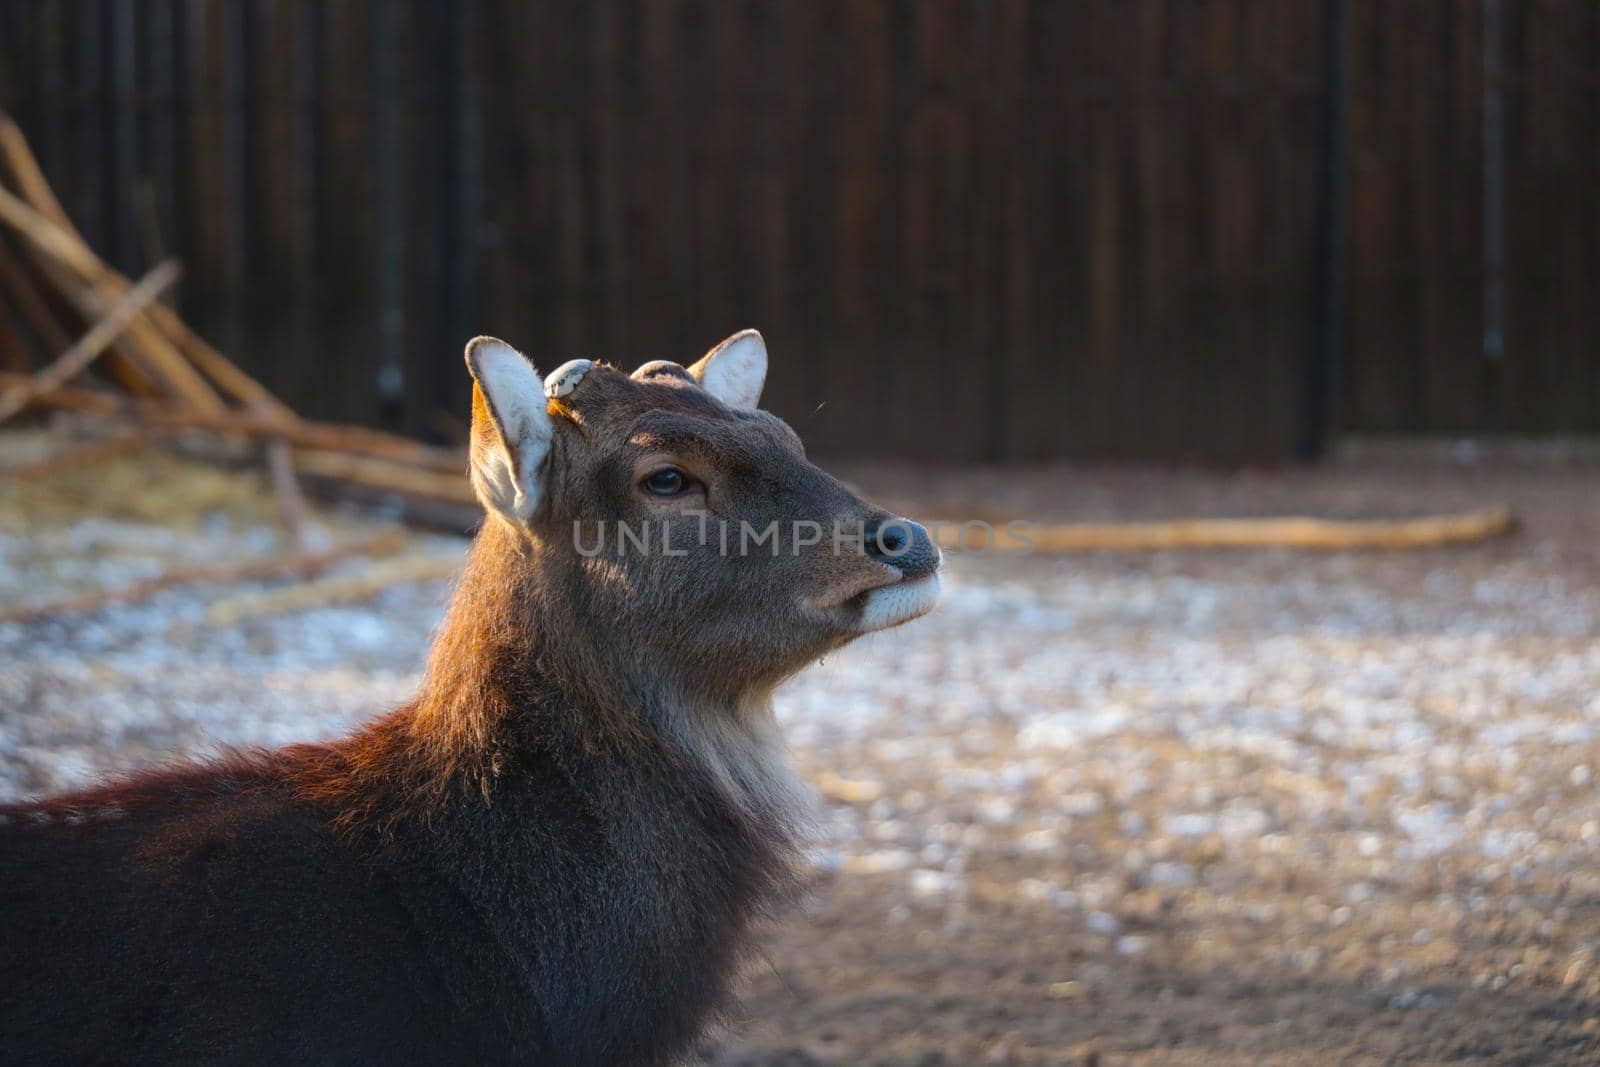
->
[863, 517, 941, 580]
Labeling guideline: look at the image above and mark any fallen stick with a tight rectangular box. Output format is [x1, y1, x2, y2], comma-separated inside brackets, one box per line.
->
[0, 281, 30, 370]
[928, 507, 1516, 553]
[0, 259, 182, 424]
[294, 477, 485, 534]
[0, 372, 465, 470]
[0, 114, 76, 234]
[0, 529, 410, 625]
[0, 185, 224, 411]
[266, 439, 311, 548]
[0, 237, 65, 351]
[2, 115, 280, 414]
[0, 235, 158, 395]
[290, 448, 475, 505]
[207, 554, 462, 625]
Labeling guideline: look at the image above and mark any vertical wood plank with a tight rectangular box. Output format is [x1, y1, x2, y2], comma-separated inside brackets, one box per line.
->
[108, 0, 138, 273]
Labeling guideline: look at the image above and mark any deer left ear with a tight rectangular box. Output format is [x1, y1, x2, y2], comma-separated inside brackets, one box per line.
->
[464, 336, 553, 524]
[689, 329, 767, 410]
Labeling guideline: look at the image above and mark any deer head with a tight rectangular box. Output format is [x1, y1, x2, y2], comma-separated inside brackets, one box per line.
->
[461, 330, 941, 712]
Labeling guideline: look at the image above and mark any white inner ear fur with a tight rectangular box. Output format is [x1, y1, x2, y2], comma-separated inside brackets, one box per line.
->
[696, 330, 767, 410]
[465, 337, 552, 524]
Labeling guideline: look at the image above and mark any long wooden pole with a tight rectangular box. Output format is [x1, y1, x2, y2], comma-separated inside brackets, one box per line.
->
[0, 259, 182, 424]
[929, 508, 1515, 553]
[0, 114, 293, 419]
[0, 371, 464, 470]
[0, 235, 159, 395]
[0, 115, 77, 232]
[0, 185, 224, 411]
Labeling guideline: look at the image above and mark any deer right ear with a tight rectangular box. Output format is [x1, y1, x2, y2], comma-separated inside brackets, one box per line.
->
[464, 337, 553, 525]
[690, 329, 767, 410]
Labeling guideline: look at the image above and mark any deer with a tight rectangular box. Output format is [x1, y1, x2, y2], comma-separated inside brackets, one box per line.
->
[0, 330, 942, 1066]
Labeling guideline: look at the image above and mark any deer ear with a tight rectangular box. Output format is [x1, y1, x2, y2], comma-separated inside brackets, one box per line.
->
[689, 329, 766, 410]
[464, 337, 553, 524]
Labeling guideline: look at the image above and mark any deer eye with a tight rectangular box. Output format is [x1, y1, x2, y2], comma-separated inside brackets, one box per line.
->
[642, 467, 689, 496]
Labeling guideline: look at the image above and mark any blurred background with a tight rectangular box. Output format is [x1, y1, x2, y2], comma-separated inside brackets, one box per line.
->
[1, 0, 1596, 462]
[3, 3, 1600, 1065]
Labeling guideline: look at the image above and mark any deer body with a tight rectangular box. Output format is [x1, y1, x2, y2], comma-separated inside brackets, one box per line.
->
[1, 332, 940, 1065]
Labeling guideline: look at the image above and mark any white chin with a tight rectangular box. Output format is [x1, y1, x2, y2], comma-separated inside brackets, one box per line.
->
[856, 573, 943, 633]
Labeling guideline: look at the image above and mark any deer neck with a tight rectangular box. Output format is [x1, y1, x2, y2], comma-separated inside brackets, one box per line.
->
[395, 519, 806, 826]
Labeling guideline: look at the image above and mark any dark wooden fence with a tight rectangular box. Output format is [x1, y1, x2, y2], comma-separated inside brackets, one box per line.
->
[1343, 0, 1600, 439]
[0, 1, 1596, 462]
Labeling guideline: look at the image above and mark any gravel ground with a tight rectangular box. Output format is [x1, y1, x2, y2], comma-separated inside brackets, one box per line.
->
[3, 437, 1599, 1064]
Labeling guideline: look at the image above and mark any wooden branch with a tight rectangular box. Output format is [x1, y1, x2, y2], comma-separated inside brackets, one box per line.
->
[0, 185, 224, 411]
[0, 281, 30, 370]
[0, 530, 410, 625]
[0, 114, 77, 234]
[206, 555, 462, 625]
[0, 235, 156, 394]
[0, 238, 155, 396]
[0, 184, 125, 316]
[0, 113, 161, 393]
[0, 373, 466, 470]
[0, 236, 70, 353]
[266, 439, 311, 548]
[1, 114, 293, 419]
[294, 478, 485, 533]
[0, 259, 182, 424]
[290, 449, 475, 504]
[929, 508, 1516, 553]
